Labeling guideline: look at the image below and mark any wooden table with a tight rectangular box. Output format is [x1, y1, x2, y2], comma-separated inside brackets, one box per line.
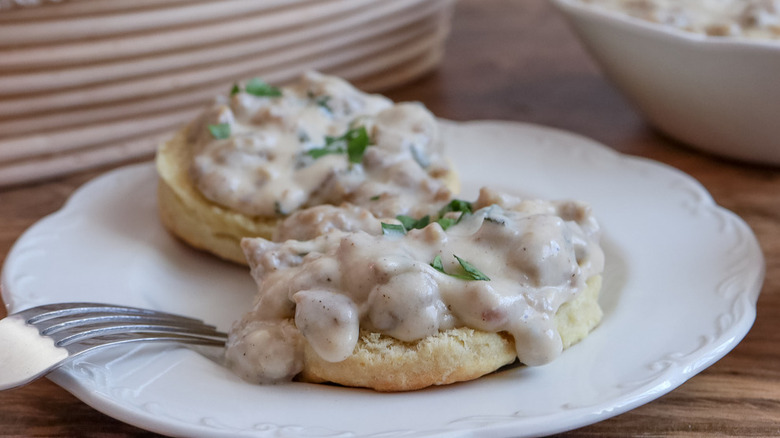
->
[1, 0, 778, 436]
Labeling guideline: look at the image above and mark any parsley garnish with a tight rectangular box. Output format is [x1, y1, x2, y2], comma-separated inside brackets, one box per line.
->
[437, 199, 473, 225]
[244, 78, 282, 97]
[306, 126, 370, 164]
[431, 254, 445, 271]
[208, 123, 231, 140]
[438, 199, 473, 216]
[315, 95, 332, 113]
[306, 147, 337, 160]
[430, 254, 490, 281]
[230, 83, 240, 96]
[345, 127, 370, 163]
[306, 91, 332, 113]
[453, 255, 491, 281]
[380, 214, 430, 236]
[435, 217, 457, 230]
[396, 215, 430, 231]
[381, 222, 406, 236]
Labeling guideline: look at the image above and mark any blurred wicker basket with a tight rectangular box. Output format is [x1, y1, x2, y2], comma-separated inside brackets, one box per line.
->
[0, 0, 454, 187]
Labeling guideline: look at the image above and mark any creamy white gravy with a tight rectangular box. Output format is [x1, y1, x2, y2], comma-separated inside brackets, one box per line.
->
[188, 72, 451, 218]
[583, 0, 780, 39]
[225, 188, 605, 384]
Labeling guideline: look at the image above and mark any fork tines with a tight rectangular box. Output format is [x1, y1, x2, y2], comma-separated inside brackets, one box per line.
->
[15, 303, 227, 353]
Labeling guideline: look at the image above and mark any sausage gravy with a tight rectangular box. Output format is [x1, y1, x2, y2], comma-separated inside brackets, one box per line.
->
[225, 188, 605, 384]
[187, 72, 452, 219]
[582, 0, 780, 39]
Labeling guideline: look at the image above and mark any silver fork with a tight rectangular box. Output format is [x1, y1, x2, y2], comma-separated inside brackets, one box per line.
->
[0, 302, 227, 391]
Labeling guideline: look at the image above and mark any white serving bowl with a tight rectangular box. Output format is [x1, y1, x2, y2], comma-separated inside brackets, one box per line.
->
[551, 0, 780, 165]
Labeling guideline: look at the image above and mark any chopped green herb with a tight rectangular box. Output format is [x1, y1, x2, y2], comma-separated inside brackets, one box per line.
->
[435, 217, 457, 230]
[307, 145, 343, 159]
[306, 126, 371, 164]
[453, 255, 491, 281]
[230, 83, 240, 96]
[307, 91, 332, 112]
[207, 123, 231, 140]
[345, 127, 370, 163]
[431, 254, 445, 272]
[438, 199, 473, 217]
[315, 95, 332, 112]
[381, 222, 406, 236]
[245, 78, 282, 97]
[370, 195, 381, 201]
[396, 215, 430, 231]
[430, 254, 490, 281]
[437, 198, 474, 225]
[396, 215, 417, 230]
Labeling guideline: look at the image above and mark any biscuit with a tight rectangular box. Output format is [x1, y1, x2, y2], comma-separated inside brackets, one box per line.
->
[156, 74, 459, 265]
[298, 275, 602, 391]
[156, 126, 280, 264]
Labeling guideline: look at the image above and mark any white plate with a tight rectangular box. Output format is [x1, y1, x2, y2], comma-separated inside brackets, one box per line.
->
[1, 120, 764, 437]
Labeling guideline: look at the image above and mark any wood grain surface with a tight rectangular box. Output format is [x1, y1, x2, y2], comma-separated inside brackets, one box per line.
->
[1, 0, 778, 436]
